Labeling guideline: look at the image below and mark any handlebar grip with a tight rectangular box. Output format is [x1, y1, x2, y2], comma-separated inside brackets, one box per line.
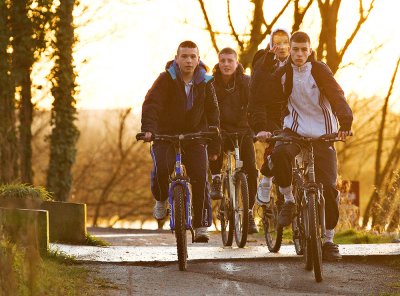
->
[136, 132, 154, 141]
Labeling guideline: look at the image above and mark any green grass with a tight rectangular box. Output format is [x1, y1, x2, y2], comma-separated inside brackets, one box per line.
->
[334, 229, 397, 244]
[0, 183, 53, 201]
[0, 237, 113, 296]
[255, 223, 398, 245]
[85, 233, 110, 246]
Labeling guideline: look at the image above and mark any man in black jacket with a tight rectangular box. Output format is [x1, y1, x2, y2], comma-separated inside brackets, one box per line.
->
[209, 47, 259, 233]
[141, 41, 220, 242]
[248, 28, 291, 206]
[255, 31, 353, 261]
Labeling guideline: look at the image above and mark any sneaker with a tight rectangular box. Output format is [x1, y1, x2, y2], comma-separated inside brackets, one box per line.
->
[194, 227, 209, 243]
[278, 201, 296, 226]
[248, 212, 259, 234]
[153, 200, 167, 220]
[210, 176, 223, 200]
[256, 182, 271, 206]
[322, 242, 342, 261]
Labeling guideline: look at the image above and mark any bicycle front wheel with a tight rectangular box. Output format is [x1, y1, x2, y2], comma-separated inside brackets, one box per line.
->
[233, 172, 249, 248]
[308, 192, 323, 282]
[263, 192, 283, 252]
[220, 175, 234, 246]
[173, 185, 187, 271]
[292, 185, 304, 255]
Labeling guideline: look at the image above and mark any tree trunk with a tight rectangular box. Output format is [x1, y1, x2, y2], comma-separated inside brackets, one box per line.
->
[0, 0, 18, 183]
[47, 0, 79, 201]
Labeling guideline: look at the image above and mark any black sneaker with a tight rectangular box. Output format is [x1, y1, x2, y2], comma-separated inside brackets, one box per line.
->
[322, 242, 342, 261]
[248, 212, 259, 234]
[278, 201, 296, 226]
[210, 176, 223, 200]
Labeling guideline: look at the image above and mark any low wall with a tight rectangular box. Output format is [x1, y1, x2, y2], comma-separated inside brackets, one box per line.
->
[0, 198, 87, 244]
[0, 207, 49, 255]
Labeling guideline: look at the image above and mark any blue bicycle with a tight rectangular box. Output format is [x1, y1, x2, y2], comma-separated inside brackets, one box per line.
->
[136, 130, 218, 271]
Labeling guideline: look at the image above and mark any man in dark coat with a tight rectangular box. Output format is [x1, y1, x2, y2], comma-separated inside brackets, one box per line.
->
[209, 47, 259, 233]
[141, 41, 220, 242]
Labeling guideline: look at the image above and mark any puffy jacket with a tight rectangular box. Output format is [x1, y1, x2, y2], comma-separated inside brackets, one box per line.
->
[141, 60, 220, 153]
[212, 63, 251, 132]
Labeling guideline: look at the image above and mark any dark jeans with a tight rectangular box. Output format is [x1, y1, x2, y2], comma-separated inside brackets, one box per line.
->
[209, 136, 258, 209]
[150, 141, 211, 228]
[266, 129, 339, 230]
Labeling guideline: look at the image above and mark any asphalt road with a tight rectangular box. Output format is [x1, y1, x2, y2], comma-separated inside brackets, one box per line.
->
[60, 228, 400, 295]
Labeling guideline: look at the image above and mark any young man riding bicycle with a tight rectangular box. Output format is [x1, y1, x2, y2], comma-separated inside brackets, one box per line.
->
[209, 47, 259, 234]
[248, 27, 291, 207]
[253, 31, 353, 261]
[140, 41, 220, 242]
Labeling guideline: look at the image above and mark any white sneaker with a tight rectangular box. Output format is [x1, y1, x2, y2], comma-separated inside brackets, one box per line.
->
[256, 182, 271, 206]
[153, 200, 167, 220]
[194, 227, 209, 242]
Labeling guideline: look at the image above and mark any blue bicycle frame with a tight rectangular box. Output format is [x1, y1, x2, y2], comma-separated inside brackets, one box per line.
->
[168, 145, 193, 231]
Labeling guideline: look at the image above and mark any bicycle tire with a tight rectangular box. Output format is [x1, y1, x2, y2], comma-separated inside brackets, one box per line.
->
[220, 175, 234, 246]
[234, 172, 249, 248]
[263, 192, 283, 252]
[308, 192, 323, 282]
[173, 185, 187, 271]
[302, 199, 312, 271]
[292, 185, 304, 255]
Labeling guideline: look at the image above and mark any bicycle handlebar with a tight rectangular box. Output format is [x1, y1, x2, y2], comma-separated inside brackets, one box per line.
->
[136, 131, 219, 142]
[263, 132, 350, 144]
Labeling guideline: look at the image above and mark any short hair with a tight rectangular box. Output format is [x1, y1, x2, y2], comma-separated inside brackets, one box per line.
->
[290, 31, 311, 44]
[177, 40, 199, 55]
[218, 47, 237, 58]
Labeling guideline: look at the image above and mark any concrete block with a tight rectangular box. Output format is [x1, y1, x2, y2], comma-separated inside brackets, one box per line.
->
[0, 207, 49, 255]
[0, 198, 87, 244]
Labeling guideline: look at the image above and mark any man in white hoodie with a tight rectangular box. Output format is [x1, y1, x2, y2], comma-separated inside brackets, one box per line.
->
[257, 31, 353, 261]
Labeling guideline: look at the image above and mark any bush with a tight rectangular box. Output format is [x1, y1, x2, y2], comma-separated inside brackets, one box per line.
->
[0, 184, 53, 201]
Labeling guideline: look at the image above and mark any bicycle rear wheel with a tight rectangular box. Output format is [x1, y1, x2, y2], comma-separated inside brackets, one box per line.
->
[220, 175, 234, 246]
[173, 185, 187, 271]
[263, 191, 283, 252]
[233, 172, 249, 248]
[308, 192, 323, 282]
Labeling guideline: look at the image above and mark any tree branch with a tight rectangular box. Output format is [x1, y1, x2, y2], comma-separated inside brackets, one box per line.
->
[197, 0, 219, 54]
[227, 0, 244, 51]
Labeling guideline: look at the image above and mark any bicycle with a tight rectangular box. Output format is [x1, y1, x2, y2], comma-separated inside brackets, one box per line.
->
[218, 131, 250, 248]
[264, 132, 343, 282]
[136, 130, 218, 271]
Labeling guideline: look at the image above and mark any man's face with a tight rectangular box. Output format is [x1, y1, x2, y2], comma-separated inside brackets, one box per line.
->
[272, 34, 290, 61]
[290, 41, 312, 67]
[175, 47, 200, 75]
[218, 53, 238, 76]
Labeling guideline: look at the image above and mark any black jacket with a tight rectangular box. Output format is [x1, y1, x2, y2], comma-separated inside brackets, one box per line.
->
[212, 64, 251, 132]
[249, 52, 353, 133]
[248, 50, 285, 134]
[141, 60, 220, 153]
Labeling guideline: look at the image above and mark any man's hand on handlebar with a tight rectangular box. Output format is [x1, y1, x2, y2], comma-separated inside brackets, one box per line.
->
[209, 154, 218, 161]
[143, 132, 153, 142]
[256, 131, 272, 143]
[337, 130, 352, 141]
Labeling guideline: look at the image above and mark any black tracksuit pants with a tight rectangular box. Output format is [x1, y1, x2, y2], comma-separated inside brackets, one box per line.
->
[265, 129, 340, 230]
[150, 141, 211, 228]
[209, 136, 258, 209]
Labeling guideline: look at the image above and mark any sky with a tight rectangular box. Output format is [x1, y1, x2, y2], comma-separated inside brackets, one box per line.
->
[35, 0, 400, 113]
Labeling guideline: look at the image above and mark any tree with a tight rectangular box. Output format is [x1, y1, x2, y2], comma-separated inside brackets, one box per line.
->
[47, 0, 79, 201]
[0, 0, 18, 183]
[362, 56, 400, 228]
[10, 0, 52, 184]
[316, 0, 375, 74]
[198, 0, 375, 74]
[197, 0, 312, 68]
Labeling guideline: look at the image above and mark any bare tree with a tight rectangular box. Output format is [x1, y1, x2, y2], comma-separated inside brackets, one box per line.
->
[362, 56, 400, 228]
